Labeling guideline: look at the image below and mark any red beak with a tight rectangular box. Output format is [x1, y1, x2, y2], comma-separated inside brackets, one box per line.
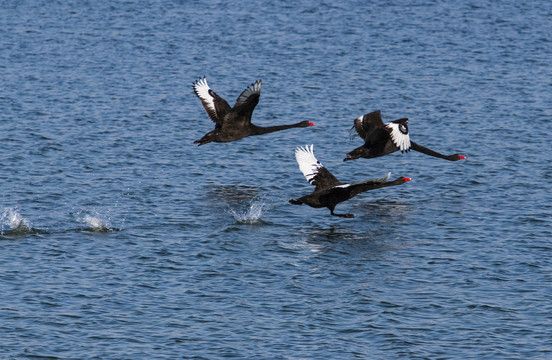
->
[403, 177, 412, 182]
[458, 155, 466, 160]
[308, 122, 315, 126]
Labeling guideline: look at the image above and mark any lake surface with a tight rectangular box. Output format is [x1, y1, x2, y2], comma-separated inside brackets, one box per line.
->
[1, 0, 551, 358]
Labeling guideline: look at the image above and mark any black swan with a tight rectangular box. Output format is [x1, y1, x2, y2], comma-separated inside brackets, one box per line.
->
[193, 77, 315, 145]
[344, 110, 466, 162]
[289, 145, 411, 218]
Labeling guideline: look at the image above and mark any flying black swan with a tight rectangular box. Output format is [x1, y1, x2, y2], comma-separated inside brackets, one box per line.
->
[344, 110, 466, 162]
[289, 145, 411, 218]
[193, 77, 315, 145]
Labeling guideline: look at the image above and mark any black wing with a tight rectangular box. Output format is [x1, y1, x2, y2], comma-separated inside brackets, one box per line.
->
[352, 110, 385, 140]
[229, 80, 262, 125]
[193, 77, 232, 125]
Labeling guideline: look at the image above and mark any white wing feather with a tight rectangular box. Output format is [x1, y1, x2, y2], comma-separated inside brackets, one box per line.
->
[387, 123, 411, 152]
[193, 77, 217, 115]
[295, 144, 323, 185]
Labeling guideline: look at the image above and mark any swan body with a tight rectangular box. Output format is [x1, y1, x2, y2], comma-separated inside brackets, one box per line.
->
[344, 110, 465, 162]
[290, 145, 411, 218]
[193, 77, 314, 145]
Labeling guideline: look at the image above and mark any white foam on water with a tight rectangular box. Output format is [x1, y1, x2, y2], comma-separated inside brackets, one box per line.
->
[76, 210, 112, 232]
[1, 207, 31, 234]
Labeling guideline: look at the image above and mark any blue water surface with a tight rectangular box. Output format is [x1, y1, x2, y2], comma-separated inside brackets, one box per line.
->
[1, 0, 551, 359]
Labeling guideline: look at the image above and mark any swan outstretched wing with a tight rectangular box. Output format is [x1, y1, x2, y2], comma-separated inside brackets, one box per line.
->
[193, 77, 231, 124]
[352, 110, 385, 140]
[295, 145, 340, 190]
[235, 80, 262, 107]
[386, 119, 411, 153]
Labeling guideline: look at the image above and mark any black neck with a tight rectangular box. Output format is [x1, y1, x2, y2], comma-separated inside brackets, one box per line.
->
[252, 123, 303, 135]
[347, 178, 404, 199]
[411, 141, 452, 160]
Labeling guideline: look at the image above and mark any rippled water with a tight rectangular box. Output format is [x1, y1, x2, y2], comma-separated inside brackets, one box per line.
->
[1, 0, 551, 359]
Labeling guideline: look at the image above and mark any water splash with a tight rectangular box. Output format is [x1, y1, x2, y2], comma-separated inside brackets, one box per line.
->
[1, 207, 31, 235]
[228, 197, 268, 224]
[75, 210, 116, 232]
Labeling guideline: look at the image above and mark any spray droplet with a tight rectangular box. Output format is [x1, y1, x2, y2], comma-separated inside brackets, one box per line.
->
[1, 207, 31, 234]
[76, 210, 114, 232]
[229, 198, 267, 224]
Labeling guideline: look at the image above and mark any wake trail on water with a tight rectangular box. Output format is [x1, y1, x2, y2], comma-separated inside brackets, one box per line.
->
[0, 207, 121, 239]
